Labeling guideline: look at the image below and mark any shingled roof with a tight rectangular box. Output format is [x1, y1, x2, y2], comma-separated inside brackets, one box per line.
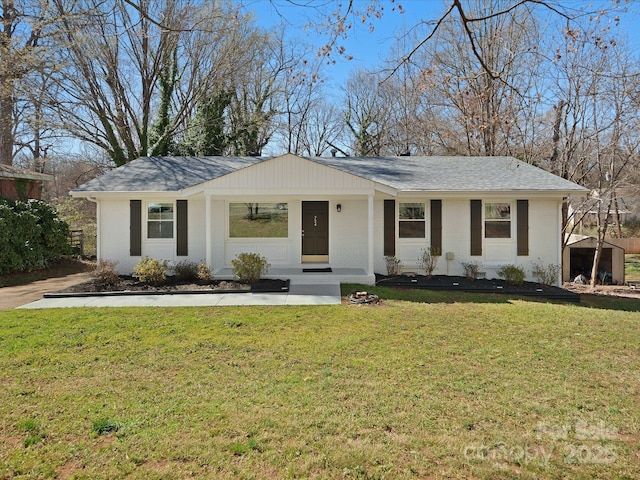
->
[71, 155, 587, 194]
[71, 156, 266, 193]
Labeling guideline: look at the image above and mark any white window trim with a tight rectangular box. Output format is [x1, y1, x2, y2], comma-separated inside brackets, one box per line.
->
[483, 200, 513, 241]
[145, 201, 175, 241]
[226, 201, 290, 240]
[398, 201, 427, 240]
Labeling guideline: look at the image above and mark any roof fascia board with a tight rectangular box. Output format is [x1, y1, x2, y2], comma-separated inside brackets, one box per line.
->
[70, 191, 184, 199]
[396, 190, 587, 199]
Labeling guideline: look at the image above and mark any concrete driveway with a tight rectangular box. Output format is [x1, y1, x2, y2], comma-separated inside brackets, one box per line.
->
[0, 272, 92, 310]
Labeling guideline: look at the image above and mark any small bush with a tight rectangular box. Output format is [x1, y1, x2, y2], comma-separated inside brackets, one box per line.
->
[91, 260, 120, 288]
[197, 261, 212, 282]
[461, 261, 481, 280]
[384, 256, 402, 276]
[231, 252, 270, 283]
[497, 264, 526, 286]
[134, 256, 168, 285]
[418, 246, 441, 278]
[173, 260, 199, 281]
[92, 418, 119, 436]
[531, 259, 561, 286]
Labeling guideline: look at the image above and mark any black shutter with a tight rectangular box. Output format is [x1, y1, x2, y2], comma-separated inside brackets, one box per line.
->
[384, 199, 395, 256]
[517, 199, 529, 256]
[470, 200, 482, 256]
[430, 200, 442, 254]
[176, 200, 188, 256]
[130, 200, 142, 256]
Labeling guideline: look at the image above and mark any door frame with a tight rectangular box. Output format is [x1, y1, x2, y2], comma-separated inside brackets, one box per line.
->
[301, 201, 329, 263]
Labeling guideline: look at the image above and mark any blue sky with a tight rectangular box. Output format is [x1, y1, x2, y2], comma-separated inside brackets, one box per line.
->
[241, 0, 640, 88]
[241, 0, 448, 85]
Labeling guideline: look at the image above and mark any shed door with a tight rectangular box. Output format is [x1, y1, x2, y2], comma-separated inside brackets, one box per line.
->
[302, 201, 329, 263]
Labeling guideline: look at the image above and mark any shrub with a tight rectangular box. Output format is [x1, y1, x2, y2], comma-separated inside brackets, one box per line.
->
[531, 259, 561, 286]
[461, 261, 481, 280]
[134, 256, 168, 285]
[231, 252, 270, 283]
[384, 255, 402, 276]
[197, 261, 212, 282]
[497, 264, 526, 286]
[173, 260, 199, 281]
[418, 246, 441, 278]
[91, 260, 120, 288]
[0, 198, 71, 274]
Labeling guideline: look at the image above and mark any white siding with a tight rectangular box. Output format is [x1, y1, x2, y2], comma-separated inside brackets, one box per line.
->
[205, 154, 375, 193]
[330, 199, 369, 269]
[99, 198, 137, 273]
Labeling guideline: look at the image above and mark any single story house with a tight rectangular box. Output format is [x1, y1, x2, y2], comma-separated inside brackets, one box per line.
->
[0, 164, 53, 201]
[71, 154, 587, 285]
[563, 234, 625, 284]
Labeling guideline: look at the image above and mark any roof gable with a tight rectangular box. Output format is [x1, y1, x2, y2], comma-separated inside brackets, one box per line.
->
[192, 153, 378, 193]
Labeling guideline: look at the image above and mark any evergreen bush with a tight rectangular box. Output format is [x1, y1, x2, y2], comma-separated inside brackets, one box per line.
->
[0, 198, 71, 274]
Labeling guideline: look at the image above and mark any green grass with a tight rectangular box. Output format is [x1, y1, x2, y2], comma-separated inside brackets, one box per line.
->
[1, 292, 639, 479]
[626, 254, 640, 282]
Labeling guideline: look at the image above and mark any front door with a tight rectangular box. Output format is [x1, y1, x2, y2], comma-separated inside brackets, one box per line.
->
[302, 201, 329, 263]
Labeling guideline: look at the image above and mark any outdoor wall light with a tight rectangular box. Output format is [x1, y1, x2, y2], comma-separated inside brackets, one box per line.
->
[336, 204, 342, 212]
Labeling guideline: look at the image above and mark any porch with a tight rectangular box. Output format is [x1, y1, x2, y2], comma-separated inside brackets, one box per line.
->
[212, 267, 374, 285]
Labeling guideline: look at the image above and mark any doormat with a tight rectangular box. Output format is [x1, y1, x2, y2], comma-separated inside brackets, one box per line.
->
[303, 267, 332, 273]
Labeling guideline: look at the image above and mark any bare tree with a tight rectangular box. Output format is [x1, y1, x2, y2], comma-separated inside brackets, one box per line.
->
[341, 69, 393, 156]
[0, 0, 65, 166]
[50, 0, 255, 166]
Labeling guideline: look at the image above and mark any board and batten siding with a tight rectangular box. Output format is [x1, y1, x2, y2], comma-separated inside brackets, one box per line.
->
[206, 154, 376, 193]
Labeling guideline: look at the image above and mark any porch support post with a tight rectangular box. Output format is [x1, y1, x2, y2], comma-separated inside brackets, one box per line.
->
[205, 192, 212, 268]
[368, 193, 374, 275]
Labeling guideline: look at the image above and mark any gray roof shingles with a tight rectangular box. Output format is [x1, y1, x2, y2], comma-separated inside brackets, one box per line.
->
[71, 156, 266, 193]
[72, 155, 587, 194]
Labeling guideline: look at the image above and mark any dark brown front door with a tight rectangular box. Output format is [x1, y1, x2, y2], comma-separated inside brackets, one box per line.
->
[302, 201, 329, 263]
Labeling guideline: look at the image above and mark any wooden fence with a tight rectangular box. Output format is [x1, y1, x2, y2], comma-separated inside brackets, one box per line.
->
[606, 238, 640, 254]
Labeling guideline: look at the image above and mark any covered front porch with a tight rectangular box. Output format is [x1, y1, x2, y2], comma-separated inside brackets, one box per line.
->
[212, 266, 374, 285]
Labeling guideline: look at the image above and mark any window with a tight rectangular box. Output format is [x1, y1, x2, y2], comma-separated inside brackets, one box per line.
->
[229, 202, 288, 238]
[147, 203, 174, 239]
[399, 202, 425, 238]
[485, 202, 511, 238]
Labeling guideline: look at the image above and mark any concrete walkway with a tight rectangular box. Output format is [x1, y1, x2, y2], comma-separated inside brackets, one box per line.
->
[16, 283, 343, 309]
[0, 271, 92, 310]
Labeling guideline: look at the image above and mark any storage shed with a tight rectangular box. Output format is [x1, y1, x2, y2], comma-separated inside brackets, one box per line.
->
[563, 235, 625, 284]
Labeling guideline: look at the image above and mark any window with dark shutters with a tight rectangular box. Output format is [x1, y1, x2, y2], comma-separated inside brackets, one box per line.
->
[130, 200, 142, 256]
[430, 200, 442, 253]
[470, 200, 482, 256]
[517, 200, 529, 256]
[177, 200, 188, 256]
[384, 200, 395, 256]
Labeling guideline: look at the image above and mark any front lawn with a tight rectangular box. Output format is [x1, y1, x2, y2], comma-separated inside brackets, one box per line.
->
[0, 293, 638, 479]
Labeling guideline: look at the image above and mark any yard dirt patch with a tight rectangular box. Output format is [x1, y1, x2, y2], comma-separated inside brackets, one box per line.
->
[563, 282, 640, 299]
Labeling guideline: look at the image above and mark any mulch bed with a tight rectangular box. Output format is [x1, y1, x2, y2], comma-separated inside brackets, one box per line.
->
[376, 274, 580, 302]
[46, 276, 290, 298]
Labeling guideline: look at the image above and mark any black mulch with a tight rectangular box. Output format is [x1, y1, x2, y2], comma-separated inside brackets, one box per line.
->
[375, 274, 580, 302]
[45, 276, 290, 298]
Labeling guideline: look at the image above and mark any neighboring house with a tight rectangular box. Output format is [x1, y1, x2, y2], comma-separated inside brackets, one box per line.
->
[0, 164, 53, 201]
[563, 234, 625, 285]
[70, 154, 587, 285]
